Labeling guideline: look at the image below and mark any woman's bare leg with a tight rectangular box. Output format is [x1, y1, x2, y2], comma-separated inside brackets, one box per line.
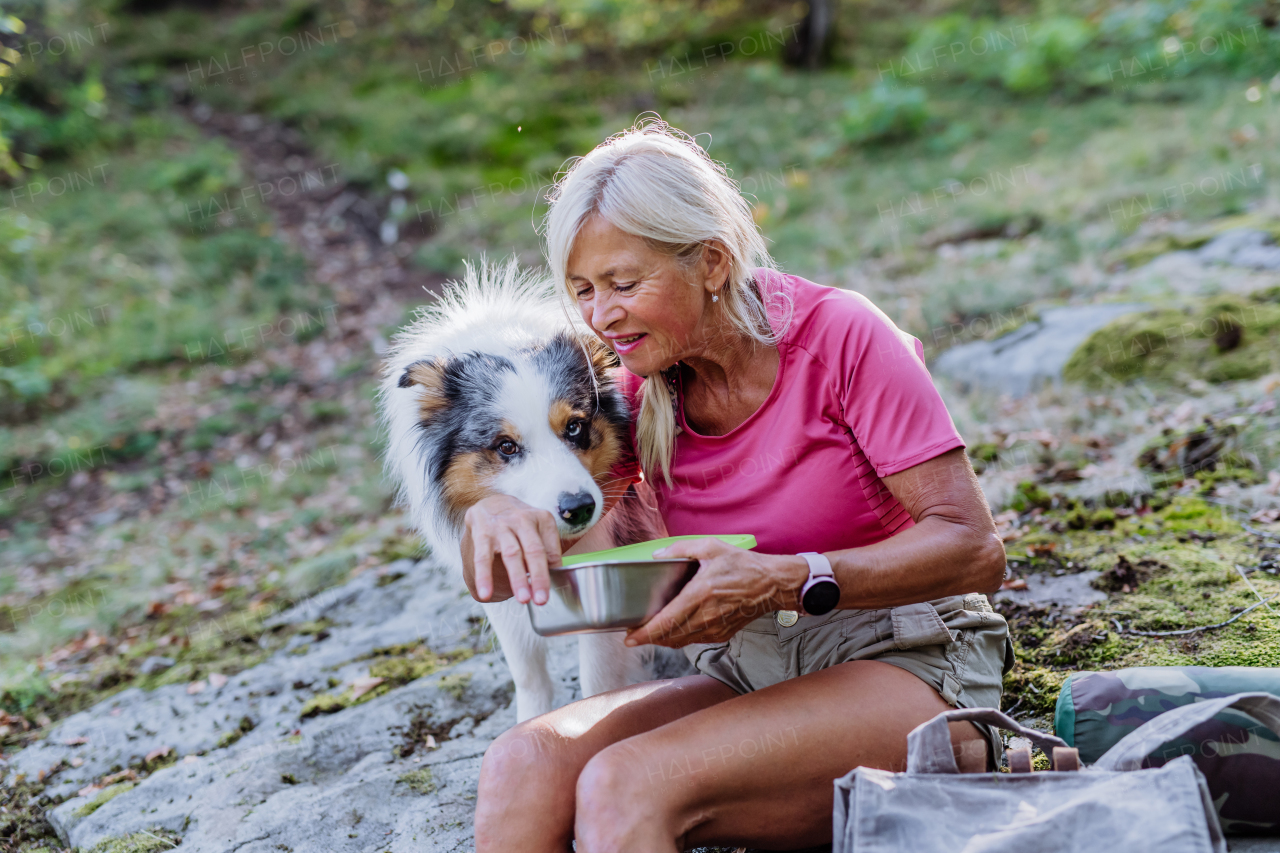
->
[573, 660, 988, 852]
[473, 674, 737, 853]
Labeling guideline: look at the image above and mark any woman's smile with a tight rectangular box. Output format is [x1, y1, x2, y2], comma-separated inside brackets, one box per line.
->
[609, 332, 647, 354]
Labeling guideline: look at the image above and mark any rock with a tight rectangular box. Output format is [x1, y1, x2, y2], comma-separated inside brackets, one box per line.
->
[8, 556, 695, 852]
[138, 656, 175, 676]
[934, 303, 1149, 397]
[1197, 229, 1280, 271]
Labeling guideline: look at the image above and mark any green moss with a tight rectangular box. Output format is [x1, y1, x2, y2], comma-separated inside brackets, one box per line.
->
[437, 673, 472, 701]
[1008, 480, 1052, 513]
[1151, 497, 1241, 534]
[968, 443, 1001, 474]
[87, 828, 183, 852]
[1064, 297, 1280, 388]
[1066, 506, 1116, 530]
[361, 642, 475, 689]
[396, 767, 438, 795]
[299, 693, 348, 719]
[1002, 667, 1067, 717]
[1195, 466, 1261, 488]
[74, 781, 136, 818]
[999, 494, 1279, 722]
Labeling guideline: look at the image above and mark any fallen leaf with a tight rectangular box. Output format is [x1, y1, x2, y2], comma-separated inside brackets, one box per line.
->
[187, 680, 206, 695]
[349, 675, 385, 701]
[425, 734, 437, 749]
[145, 745, 173, 763]
[1252, 508, 1280, 524]
[182, 754, 200, 764]
[109, 707, 123, 716]
[77, 784, 103, 797]
[70, 757, 84, 767]
[63, 736, 90, 746]
[101, 769, 138, 785]
[1000, 578, 1028, 591]
[208, 673, 228, 689]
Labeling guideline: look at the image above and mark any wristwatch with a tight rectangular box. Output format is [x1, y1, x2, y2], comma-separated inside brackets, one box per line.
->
[798, 551, 841, 616]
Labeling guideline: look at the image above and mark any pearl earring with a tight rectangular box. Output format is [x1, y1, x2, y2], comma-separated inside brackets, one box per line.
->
[712, 292, 719, 303]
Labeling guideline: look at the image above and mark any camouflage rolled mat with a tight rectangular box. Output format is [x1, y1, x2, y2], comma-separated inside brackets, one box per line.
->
[1056, 667, 1280, 835]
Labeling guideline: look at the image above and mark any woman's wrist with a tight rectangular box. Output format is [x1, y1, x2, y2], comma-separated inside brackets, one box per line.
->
[770, 554, 810, 612]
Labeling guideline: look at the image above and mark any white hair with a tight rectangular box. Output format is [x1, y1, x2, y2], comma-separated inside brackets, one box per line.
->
[540, 116, 792, 486]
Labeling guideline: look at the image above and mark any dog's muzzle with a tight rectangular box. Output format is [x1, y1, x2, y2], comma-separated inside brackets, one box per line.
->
[557, 491, 596, 529]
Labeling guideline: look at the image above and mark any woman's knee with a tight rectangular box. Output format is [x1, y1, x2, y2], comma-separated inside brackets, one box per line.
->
[479, 721, 566, 795]
[575, 738, 666, 831]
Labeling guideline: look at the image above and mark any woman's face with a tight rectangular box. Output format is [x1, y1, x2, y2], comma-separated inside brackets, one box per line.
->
[566, 215, 722, 376]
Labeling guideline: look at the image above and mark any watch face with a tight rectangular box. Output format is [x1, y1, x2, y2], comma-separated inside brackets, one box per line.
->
[802, 579, 841, 616]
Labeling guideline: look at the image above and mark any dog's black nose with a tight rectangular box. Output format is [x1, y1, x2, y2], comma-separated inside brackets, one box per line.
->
[557, 491, 596, 528]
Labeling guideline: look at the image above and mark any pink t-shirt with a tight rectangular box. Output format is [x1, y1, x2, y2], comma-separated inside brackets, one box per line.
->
[608, 269, 965, 555]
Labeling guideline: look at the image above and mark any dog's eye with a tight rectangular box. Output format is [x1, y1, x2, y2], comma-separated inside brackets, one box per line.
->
[566, 420, 583, 438]
[497, 439, 519, 456]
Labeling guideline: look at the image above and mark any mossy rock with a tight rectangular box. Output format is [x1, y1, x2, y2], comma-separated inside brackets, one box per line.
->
[299, 693, 348, 718]
[437, 673, 472, 701]
[74, 782, 136, 818]
[1064, 296, 1280, 387]
[396, 767, 437, 795]
[87, 828, 183, 852]
[361, 642, 474, 689]
[1110, 214, 1280, 269]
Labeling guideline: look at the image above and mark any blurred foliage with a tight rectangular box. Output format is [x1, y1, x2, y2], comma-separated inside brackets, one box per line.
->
[0, 0, 1273, 416]
[840, 83, 932, 144]
[0, 11, 25, 179]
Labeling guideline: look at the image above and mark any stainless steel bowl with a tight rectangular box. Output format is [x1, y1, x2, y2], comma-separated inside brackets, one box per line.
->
[526, 558, 698, 637]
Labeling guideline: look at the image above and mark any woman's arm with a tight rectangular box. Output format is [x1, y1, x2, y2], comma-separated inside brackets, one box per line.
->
[791, 445, 1006, 610]
[624, 447, 1005, 647]
[461, 476, 638, 603]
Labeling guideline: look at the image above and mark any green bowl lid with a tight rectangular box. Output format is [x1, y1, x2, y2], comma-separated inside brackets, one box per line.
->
[560, 534, 756, 567]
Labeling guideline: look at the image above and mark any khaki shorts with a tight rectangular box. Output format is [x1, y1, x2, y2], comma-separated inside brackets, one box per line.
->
[692, 593, 1016, 770]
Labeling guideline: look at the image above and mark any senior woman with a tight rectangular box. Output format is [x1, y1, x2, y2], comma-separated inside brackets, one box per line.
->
[461, 120, 1013, 852]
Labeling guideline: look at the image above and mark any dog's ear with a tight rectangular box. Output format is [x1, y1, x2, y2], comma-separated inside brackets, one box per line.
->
[583, 335, 619, 379]
[398, 357, 449, 419]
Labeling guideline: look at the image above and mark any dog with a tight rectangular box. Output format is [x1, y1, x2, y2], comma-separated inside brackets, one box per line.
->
[379, 257, 670, 722]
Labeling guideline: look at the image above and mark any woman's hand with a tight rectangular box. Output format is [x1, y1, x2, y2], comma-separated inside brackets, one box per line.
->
[464, 494, 562, 604]
[623, 538, 809, 648]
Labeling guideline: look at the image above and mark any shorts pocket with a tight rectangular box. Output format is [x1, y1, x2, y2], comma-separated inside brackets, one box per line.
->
[889, 602, 956, 650]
